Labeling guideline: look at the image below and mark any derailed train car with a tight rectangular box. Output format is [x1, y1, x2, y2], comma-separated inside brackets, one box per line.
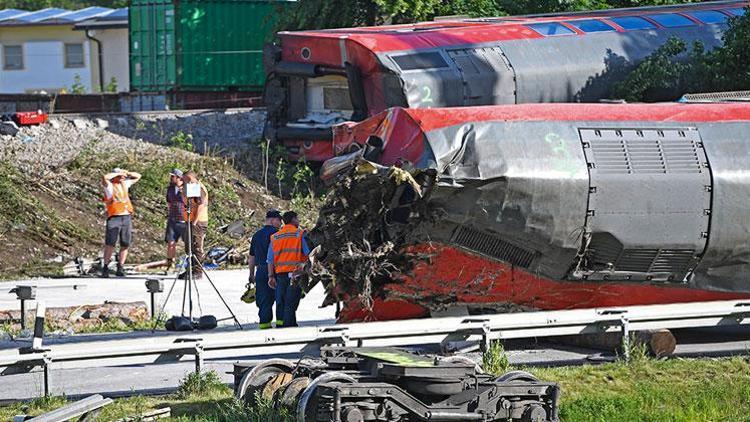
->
[311, 103, 750, 322]
[264, 1, 748, 161]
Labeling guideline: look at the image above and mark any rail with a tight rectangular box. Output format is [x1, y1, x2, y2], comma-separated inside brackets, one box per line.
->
[1, 299, 749, 397]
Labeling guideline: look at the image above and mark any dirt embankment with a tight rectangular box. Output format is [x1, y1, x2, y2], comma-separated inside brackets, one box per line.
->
[0, 110, 318, 278]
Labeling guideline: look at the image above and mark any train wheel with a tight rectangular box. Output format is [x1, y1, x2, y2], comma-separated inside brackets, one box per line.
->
[277, 376, 311, 411]
[236, 359, 294, 405]
[494, 370, 539, 383]
[296, 371, 356, 421]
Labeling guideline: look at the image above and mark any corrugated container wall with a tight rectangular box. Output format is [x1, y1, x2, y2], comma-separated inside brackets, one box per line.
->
[129, 0, 291, 92]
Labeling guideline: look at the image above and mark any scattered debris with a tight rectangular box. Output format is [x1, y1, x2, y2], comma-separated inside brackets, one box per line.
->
[0, 120, 19, 136]
[13, 394, 113, 422]
[303, 157, 436, 309]
[116, 407, 171, 422]
[72, 119, 88, 129]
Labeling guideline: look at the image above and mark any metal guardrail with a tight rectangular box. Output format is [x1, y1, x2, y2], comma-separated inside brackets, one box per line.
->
[1, 299, 749, 397]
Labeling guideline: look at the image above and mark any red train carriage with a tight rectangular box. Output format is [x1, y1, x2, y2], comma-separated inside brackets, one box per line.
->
[264, 1, 749, 162]
[319, 102, 750, 322]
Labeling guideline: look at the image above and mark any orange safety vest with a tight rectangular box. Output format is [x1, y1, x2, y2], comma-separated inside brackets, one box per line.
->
[270, 224, 306, 274]
[104, 181, 134, 218]
[183, 182, 209, 223]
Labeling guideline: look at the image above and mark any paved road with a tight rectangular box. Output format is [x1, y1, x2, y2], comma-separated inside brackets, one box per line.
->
[1, 273, 749, 402]
[0, 270, 336, 329]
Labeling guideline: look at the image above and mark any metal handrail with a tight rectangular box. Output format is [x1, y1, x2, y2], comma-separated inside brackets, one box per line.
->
[1, 299, 748, 396]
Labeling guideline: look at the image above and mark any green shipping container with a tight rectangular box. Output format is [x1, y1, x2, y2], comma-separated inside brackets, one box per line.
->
[129, 0, 292, 92]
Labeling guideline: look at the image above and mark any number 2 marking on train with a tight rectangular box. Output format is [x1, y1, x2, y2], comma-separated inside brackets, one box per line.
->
[422, 86, 433, 104]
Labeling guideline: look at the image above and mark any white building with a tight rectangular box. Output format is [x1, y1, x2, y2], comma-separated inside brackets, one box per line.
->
[0, 7, 129, 94]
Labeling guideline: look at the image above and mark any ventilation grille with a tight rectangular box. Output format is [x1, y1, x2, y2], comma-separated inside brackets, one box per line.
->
[452, 225, 535, 268]
[586, 129, 703, 175]
[587, 234, 696, 275]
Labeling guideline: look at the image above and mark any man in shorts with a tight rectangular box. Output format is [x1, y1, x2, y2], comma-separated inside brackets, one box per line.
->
[101, 168, 141, 277]
[165, 168, 186, 272]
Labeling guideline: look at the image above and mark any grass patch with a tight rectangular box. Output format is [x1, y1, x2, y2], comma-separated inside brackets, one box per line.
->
[482, 340, 510, 375]
[0, 163, 94, 251]
[2, 357, 748, 421]
[532, 356, 750, 421]
[174, 371, 230, 400]
[482, 343, 750, 421]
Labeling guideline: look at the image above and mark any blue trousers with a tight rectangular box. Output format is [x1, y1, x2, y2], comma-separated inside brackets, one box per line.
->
[275, 273, 302, 327]
[254, 266, 274, 328]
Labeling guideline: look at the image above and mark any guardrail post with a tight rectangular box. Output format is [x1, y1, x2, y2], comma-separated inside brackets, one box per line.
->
[620, 316, 631, 361]
[194, 344, 204, 373]
[480, 324, 491, 353]
[42, 356, 51, 397]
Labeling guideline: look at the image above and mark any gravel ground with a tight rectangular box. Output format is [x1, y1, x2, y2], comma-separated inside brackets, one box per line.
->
[0, 109, 266, 179]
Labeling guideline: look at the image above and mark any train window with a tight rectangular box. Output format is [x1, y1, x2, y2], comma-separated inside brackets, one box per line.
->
[609, 16, 656, 30]
[391, 51, 449, 71]
[567, 19, 616, 33]
[725, 8, 746, 16]
[647, 13, 696, 28]
[686, 10, 729, 24]
[527, 22, 575, 36]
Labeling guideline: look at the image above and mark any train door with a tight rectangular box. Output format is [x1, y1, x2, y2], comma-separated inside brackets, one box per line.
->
[445, 46, 517, 106]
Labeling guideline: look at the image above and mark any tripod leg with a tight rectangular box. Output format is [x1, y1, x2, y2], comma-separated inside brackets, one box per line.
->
[181, 266, 188, 317]
[152, 273, 180, 332]
[196, 260, 244, 330]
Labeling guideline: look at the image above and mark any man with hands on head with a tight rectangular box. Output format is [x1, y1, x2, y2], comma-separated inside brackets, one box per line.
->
[101, 168, 141, 278]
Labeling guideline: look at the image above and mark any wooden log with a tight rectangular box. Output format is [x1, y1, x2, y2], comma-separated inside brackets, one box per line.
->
[551, 329, 676, 358]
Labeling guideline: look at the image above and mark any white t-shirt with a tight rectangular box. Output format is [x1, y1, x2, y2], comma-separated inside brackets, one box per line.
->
[103, 179, 134, 200]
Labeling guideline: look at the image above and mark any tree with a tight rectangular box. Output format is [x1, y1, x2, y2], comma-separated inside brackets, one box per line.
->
[277, 0, 709, 30]
[613, 8, 750, 101]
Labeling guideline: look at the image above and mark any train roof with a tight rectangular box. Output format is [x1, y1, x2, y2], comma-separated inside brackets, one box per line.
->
[329, 103, 750, 167]
[391, 102, 750, 131]
[280, 1, 749, 52]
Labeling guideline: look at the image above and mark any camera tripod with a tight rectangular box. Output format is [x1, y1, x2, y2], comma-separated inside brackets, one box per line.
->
[153, 200, 243, 330]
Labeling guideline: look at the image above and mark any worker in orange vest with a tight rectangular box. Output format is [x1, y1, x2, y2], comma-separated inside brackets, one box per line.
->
[180, 171, 209, 280]
[101, 168, 141, 277]
[267, 211, 310, 328]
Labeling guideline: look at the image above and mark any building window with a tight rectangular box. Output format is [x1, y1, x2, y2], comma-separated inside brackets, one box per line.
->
[65, 43, 84, 68]
[3, 45, 23, 70]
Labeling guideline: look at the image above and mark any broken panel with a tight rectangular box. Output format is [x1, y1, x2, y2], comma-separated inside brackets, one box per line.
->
[446, 46, 516, 105]
[573, 128, 711, 282]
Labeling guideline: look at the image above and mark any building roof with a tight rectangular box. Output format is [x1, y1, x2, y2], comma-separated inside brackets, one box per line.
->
[74, 8, 128, 30]
[0, 6, 127, 27]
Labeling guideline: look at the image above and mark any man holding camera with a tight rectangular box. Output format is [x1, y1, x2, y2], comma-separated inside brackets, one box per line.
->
[101, 168, 141, 277]
[246, 210, 283, 329]
[180, 171, 209, 280]
[267, 211, 309, 328]
[165, 168, 186, 272]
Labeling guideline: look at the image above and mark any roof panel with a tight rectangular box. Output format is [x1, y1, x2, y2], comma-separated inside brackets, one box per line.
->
[0, 9, 29, 21]
[56, 6, 111, 22]
[16, 7, 68, 22]
[98, 8, 128, 21]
